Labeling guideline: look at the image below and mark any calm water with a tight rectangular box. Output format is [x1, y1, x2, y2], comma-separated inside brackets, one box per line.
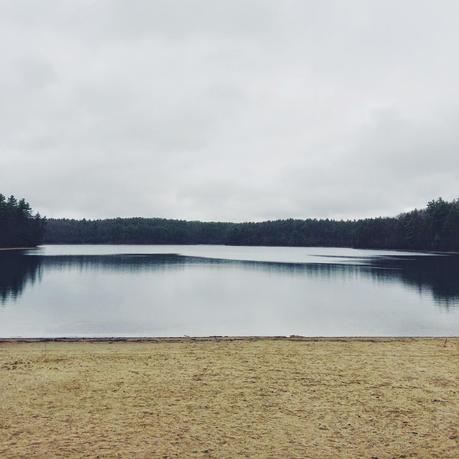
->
[0, 245, 458, 337]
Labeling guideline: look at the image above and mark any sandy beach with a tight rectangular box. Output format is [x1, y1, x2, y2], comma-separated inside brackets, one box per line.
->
[0, 338, 458, 458]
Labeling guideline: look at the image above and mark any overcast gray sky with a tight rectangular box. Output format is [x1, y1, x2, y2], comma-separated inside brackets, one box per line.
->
[1, 1, 458, 221]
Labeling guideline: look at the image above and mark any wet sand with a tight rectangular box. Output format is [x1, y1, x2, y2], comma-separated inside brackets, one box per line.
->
[0, 338, 458, 458]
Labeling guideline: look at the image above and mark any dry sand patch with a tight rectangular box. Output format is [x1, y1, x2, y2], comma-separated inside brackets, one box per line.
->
[0, 338, 458, 458]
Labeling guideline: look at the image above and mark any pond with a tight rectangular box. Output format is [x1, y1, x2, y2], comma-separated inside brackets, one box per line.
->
[0, 245, 458, 337]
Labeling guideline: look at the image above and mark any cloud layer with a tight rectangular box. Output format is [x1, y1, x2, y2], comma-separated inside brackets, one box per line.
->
[1, 1, 458, 220]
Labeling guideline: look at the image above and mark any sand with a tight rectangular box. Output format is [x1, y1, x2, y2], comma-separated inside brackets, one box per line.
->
[0, 338, 458, 458]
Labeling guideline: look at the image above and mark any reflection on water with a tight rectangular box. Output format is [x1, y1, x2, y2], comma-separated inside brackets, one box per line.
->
[0, 253, 42, 303]
[2, 251, 459, 307]
[364, 254, 459, 308]
[0, 245, 458, 337]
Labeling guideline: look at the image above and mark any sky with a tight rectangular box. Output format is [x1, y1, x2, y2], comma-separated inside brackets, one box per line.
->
[1, 1, 458, 221]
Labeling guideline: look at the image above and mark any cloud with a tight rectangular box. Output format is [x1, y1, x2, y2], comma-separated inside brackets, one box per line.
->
[0, 1, 458, 220]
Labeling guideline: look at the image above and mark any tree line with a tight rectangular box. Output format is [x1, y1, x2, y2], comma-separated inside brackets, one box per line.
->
[43, 198, 459, 251]
[0, 194, 46, 248]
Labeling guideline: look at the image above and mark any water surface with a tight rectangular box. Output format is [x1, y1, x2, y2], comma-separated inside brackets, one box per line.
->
[1, 245, 458, 337]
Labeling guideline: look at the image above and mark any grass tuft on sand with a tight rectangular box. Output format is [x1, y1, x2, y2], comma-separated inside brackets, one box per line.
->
[0, 338, 458, 458]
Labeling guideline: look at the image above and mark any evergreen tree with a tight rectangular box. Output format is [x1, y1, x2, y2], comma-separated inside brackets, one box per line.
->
[0, 194, 46, 247]
[42, 198, 459, 251]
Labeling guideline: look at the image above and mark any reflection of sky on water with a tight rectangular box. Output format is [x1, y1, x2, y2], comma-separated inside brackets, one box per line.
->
[0, 245, 458, 337]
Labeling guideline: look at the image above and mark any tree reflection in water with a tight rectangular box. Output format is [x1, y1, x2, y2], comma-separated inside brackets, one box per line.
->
[1, 251, 458, 308]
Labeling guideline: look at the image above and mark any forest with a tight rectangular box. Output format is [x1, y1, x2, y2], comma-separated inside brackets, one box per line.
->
[0, 194, 46, 248]
[43, 198, 459, 251]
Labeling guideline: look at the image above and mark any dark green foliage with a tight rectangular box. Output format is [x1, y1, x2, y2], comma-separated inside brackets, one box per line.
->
[0, 194, 46, 248]
[43, 198, 459, 251]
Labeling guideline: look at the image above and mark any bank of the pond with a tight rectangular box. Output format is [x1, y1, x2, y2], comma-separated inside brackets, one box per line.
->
[0, 338, 458, 458]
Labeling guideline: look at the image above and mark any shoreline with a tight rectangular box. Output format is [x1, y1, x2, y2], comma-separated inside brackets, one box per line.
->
[29, 241, 459, 254]
[0, 335, 456, 343]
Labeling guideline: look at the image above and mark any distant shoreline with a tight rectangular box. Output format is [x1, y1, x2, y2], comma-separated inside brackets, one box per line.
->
[41, 198, 459, 252]
[29, 242, 459, 255]
[2, 243, 458, 256]
[0, 336, 456, 344]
